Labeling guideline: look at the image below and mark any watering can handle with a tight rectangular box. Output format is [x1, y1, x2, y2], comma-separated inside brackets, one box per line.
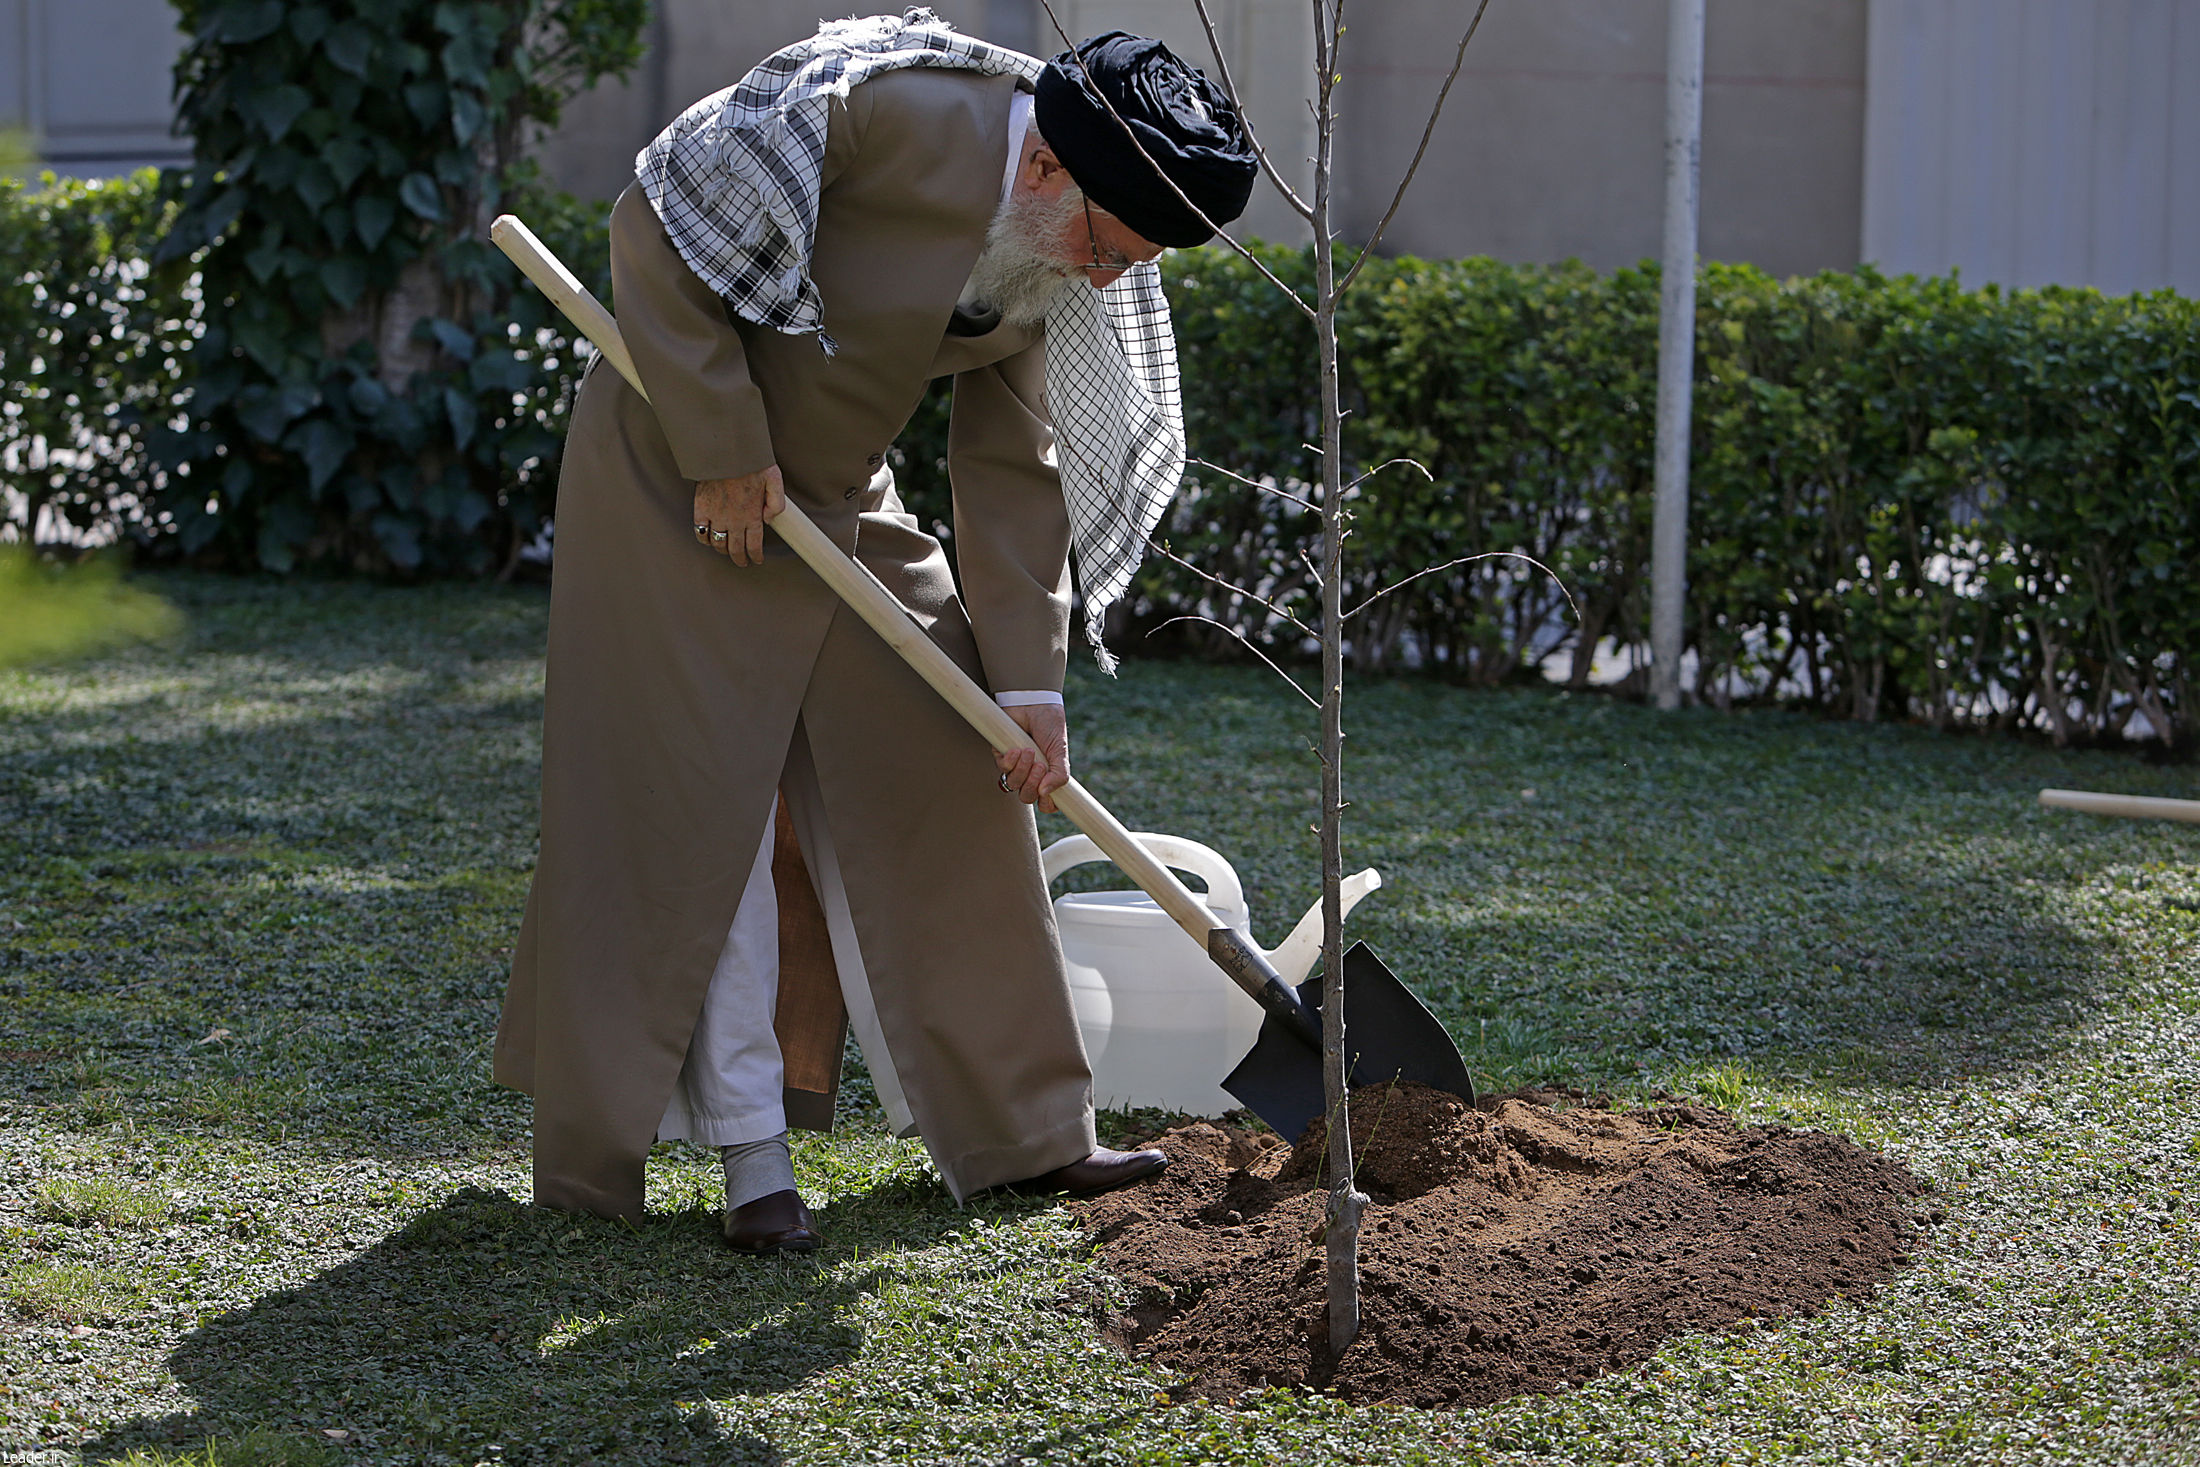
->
[1041, 833, 1245, 923]
[489, 212, 1321, 1050]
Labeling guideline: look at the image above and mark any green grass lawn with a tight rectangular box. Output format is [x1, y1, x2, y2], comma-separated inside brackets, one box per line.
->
[2, 574, 2196, 1466]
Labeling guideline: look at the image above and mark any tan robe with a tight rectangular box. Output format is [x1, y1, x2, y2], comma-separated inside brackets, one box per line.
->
[494, 67, 1096, 1218]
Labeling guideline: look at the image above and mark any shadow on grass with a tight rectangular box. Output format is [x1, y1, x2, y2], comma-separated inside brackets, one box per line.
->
[1383, 875, 2107, 1092]
[81, 1177, 979, 1465]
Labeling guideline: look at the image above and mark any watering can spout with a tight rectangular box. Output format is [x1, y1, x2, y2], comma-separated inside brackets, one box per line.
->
[1263, 868, 1383, 988]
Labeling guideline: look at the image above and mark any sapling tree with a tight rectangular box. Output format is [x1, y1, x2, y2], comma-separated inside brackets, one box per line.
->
[1039, 0, 1495, 1351]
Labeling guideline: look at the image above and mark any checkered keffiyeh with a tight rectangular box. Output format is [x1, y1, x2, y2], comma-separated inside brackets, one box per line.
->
[634, 8, 1185, 670]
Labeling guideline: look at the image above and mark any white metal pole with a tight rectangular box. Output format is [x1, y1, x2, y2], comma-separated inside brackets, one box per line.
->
[1650, 0, 1705, 711]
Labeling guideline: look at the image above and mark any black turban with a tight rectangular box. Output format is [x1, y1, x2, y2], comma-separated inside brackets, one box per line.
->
[1034, 32, 1258, 249]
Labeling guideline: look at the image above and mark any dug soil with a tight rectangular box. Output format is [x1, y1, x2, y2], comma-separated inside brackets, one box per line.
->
[1070, 1084, 1933, 1409]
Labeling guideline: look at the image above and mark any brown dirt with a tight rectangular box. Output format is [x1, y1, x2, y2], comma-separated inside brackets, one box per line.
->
[1069, 1083, 1932, 1409]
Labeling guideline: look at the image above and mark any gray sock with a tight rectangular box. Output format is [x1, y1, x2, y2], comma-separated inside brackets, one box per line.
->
[721, 1132, 797, 1212]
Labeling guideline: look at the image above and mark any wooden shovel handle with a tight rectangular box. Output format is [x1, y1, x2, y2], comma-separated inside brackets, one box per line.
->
[490, 214, 1305, 1020]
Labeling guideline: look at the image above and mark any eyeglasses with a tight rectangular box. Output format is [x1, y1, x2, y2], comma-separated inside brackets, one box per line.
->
[1076, 195, 1134, 275]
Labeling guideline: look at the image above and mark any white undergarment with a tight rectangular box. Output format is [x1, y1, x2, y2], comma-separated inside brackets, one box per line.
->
[658, 736, 918, 1148]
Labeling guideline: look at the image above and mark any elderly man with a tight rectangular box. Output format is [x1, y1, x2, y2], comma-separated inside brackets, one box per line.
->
[494, 14, 1256, 1252]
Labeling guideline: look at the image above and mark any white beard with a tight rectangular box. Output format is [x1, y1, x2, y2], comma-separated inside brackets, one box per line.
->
[965, 186, 1088, 328]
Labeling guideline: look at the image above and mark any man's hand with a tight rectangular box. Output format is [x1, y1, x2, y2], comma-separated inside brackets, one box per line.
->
[996, 703, 1070, 814]
[694, 465, 786, 567]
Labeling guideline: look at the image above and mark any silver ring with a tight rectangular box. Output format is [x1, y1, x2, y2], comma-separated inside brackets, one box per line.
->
[712, 529, 729, 545]
[999, 772, 1012, 792]
[693, 523, 710, 544]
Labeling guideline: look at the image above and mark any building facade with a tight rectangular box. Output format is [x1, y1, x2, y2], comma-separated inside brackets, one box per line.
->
[4, 0, 2193, 293]
[2, 0, 191, 174]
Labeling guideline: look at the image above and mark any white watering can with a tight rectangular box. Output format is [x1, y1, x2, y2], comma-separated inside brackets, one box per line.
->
[1043, 833, 1383, 1116]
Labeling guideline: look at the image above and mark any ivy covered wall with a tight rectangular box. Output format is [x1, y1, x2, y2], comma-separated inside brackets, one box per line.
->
[148, 0, 645, 573]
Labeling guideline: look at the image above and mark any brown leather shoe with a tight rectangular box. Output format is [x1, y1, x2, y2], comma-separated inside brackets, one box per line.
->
[1010, 1146, 1168, 1198]
[723, 1188, 821, 1255]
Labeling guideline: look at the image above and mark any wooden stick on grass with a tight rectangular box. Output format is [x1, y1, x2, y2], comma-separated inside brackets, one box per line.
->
[2039, 789, 2200, 825]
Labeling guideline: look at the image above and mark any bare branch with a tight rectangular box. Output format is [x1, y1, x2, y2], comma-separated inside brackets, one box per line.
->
[1313, 0, 1338, 112]
[1186, 456, 1319, 512]
[1297, 546, 1325, 588]
[1335, 0, 1494, 300]
[1146, 537, 1315, 638]
[1346, 457, 1435, 491]
[1147, 616, 1320, 707]
[1342, 550, 1582, 626]
[1188, 0, 1314, 221]
[1036, 0, 1317, 320]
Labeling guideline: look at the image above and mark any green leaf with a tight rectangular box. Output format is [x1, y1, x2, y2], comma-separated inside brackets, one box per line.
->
[287, 6, 331, 46]
[292, 160, 336, 213]
[246, 84, 313, 143]
[253, 145, 301, 190]
[246, 84, 314, 145]
[213, 0, 285, 44]
[354, 196, 397, 249]
[323, 137, 372, 191]
[450, 91, 486, 145]
[378, 460, 419, 509]
[318, 255, 367, 309]
[322, 20, 375, 76]
[231, 313, 299, 377]
[178, 502, 225, 554]
[190, 360, 245, 413]
[443, 385, 476, 449]
[403, 81, 447, 127]
[398, 173, 444, 222]
[440, 34, 490, 89]
[427, 318, 476, 361]
[234, 381, 316, 441]
[382, 396, 426, 453]
[348, 376, 392, 417]
[292, 417, 352, 492]
[198, 185, 248, 238]
[431, 147, 476, 187]
[324, 74, 365, 119]
[243, 234, 286, 283]
[233, 391, 289, 443]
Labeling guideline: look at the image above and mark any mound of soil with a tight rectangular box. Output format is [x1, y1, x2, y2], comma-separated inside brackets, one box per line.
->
[1070, 1084, 1932, 1409]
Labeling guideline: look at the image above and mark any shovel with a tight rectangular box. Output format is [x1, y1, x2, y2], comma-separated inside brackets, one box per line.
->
[490, 214, 1473, 1141]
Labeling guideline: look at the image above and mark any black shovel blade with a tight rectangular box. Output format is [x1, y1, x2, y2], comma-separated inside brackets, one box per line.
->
[1221, 940, 1474, 1144]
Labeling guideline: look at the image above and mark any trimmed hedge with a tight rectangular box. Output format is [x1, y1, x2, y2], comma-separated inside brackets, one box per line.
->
[909, 247, 2196, 745]
[0, 169, 607, 569]
[1155, 248, 2196, 747]
[3, 185, 2191, 745]
[0, 174, 195, 546]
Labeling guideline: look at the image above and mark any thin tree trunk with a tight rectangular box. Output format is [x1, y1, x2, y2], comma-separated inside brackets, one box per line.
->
[1310, 8, 1364, 1358]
